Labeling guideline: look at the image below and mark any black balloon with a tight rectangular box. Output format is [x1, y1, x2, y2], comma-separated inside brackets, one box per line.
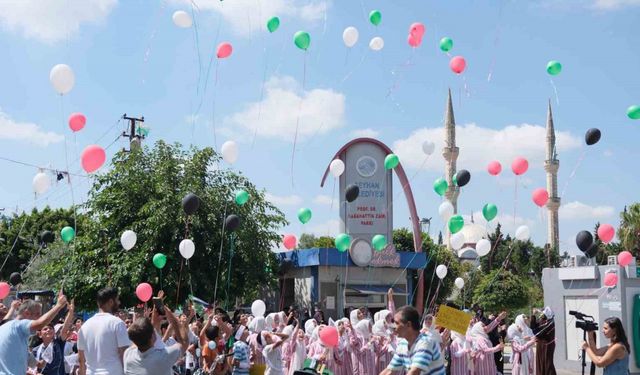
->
[225, 214, 241, 232]
[584, 243, 599, 258]
[9, 272, 21, 286]
[576, 230, 594, 252]
[345, 184, 360, 203]
[182, 193, 201, 215]
[585, 128, 601, 146]
[455, 169, 471, 187]
[40, 230, 55, 244]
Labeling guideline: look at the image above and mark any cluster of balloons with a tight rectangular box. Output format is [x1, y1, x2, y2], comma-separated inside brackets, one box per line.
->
[408, 22, 425, 48]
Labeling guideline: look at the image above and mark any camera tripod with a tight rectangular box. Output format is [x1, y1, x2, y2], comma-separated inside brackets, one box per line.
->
[580, 329, 596, 375]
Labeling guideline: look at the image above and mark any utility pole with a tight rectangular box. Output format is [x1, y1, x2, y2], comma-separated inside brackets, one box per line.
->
[122, 114, 145, 151]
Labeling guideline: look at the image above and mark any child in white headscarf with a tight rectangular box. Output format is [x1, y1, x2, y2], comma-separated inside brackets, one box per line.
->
[507, 323, 536, 375]
[515, 314, 535, 374]
[449, 330, 473, 375]
[470, 321, 504, 375]
[332, 319, 352, 375]
[372, 319, 396, 374]
[350, 319, 379, 374]
[281, 321, 305, 375]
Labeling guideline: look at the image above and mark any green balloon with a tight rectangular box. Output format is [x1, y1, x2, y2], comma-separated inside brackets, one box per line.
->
[153, 253, 167, 269]
[453, 174, 458, 186]
[482, 203, 498, 222]
[60, 226, 75, 243]
[448, 215, 464, 234]
[546, 60, 562, 76]
[293, 31, 311, 50]
[297, 207, 312, 224]
[433, 177, 448, 196]
[235, 190, 250, 206]
[369, 10, 381, 26]
[267, 16, 280, 33]
[627, 105, 640, 120]
[384, 154, 399, 170]
[335, 233, 351, 252]
[439, 37, 453, 52]
[372, 234, 387, 252]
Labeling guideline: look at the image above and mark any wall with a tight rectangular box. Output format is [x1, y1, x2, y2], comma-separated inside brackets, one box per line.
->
[543, 265, 640, 374]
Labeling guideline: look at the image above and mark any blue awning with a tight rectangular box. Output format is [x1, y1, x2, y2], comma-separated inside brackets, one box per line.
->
[347, 285, 407, 295]
[278, 248, 427, 270]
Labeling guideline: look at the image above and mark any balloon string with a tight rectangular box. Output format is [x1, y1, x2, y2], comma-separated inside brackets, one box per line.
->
[176, 258, 184, 307]
[141, 0, 166, 86]
[213, 203, 228, 305]
[211, 59, 220, 151]
[513, 176, 518, 226]
[486, 0, 505, 82]
[549, 78, 560, 106]
[59, 96, 78, 244]
[191, 1, 203, 97]
[290, 51, 307, 188]
[341, 50, 367, 84]
[560, 149, 587, 199]
[252, 45, 269, 149]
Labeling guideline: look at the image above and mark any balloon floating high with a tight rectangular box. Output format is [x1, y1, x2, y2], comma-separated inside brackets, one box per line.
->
[597, 224, 615, 243]
[33, 172, 51, 195]
[335, 233, 351, 252]
[482, 203, 498, 221]
[384, 154, 399, 169]
[433, 177, 448, 196]
[449, 56, 466, 74]
[448, 215, 464, 234]
[172, 10, 192, 28]
[372, 234, 387, 252]
[266, 16, 280, 33]
[585, 128, 601, 146]
[476, 239, 491, 257]
[61, 226, 75, 243]
[294, 31, 311, 50]
[546, 60, 562, 76]
[136, 283, 153, 302]
[408, 22, 425, 47]
[487, 161, 502, 176]
[342, 27, 359, 48]
[68, 113, 86, 132]
[438, 201, 454, 221]
[628, 105, 640, 120]
[40, 230, 55, 244]
[50, 64, 75, 95]
[179, 239, 195, 259]
[283, 234, 297, 250]
[422, 141, 435, 155]
[515, 225, 530, 241]
[225, 214, 241, 232]
[450, 232, 466, 250]
[369, 37, 384, 51]
[182, 193, 201, 215]
[345, 184, 359, 203]
[81, 145, 106, 173]
[511, 157, 529, 175]
[121, 230, 137, 251]
[297, 208, 312, 224]
[9, 272, 21, 286]
[369, 10, 382, 26]
[532, 188, 549, 207]
[235, 190, 249, 206]
[440, 37, 453, 52]
[216, 42, 233, 59]
[455, 170, 470, 187]
[576, 230, 594, 252]
[221, 141, 239, 164]
[329, 159, 345, 177]
[153, 253, 167, 269]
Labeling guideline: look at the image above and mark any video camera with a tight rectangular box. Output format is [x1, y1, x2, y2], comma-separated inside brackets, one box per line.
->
[570, 310, 598, 332]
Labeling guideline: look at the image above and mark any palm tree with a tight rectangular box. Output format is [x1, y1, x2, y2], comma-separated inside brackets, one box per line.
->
[619, 204, 640, 254]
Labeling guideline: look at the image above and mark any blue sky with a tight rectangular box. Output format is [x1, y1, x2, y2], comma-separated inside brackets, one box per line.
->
[0, 0, 638, 255]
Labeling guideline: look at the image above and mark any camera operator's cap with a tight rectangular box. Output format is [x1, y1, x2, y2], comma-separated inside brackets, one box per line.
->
[542, 306, 554, 319]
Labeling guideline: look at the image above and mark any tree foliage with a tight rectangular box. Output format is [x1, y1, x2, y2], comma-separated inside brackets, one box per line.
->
[473, 270, 529, 312]
[619, 204, 640, 255]
[23, 142, 287, 310]
[297, 233, 335, 249]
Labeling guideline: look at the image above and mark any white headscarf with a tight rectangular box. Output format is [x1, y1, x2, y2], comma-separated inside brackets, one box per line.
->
[543, 306, 554, 319]
[423, 315, 441, 344]
[249, 316, 266, 333]
[355, 319, 372, 341]
[515, 314, 534, 337]
[470, 322, 491, 346]
[376, 309, 391, 323]
[305, 319, 318, 338]
[372, 320, 388, 337]
[282, 325, 294, 337]
[265, 313, 278, 331]
[350, 309, 361, 327]
[507, 324, 522, 342]
[451, 330, 466, 345]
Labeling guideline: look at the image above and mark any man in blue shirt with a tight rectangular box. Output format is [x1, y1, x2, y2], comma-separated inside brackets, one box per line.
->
[0, 290, 69, 375]
[379, 305, 445, 375]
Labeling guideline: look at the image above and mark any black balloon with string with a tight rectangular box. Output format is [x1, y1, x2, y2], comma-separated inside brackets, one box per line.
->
[40, 230, 55, 244]
[345, 184, 360, 203]
[225, 214, 241, 232]
[584, 243, 598, 258]
[9, 272, 21, 286]
[576, 230, 594, 252]
[182, 193, 201, 215]
[455, 169, 471, 187]
[585, 128, 601, 146]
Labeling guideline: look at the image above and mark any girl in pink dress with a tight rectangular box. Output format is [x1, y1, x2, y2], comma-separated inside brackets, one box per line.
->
[449, 331, 473, 375]
[331, 319, 352, 375]
[350, 319, 379, 374]
[372, 319, 396, 373]
[470, 322, 504, 375]
[348, 309, 365, 375]
[508, 323, 536, 375]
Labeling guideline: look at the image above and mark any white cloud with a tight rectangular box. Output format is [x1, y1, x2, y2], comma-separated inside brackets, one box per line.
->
[393, 123, 581, 172]
[0, 0, 116, 43]
[350, 128, 380, 138]
[603, 150, 613, 157]
[591, 0, 640, 9]
[459, 211, 535, 238]
[559, 201, 615, 220]
[313, 194, 334, 206]
[225, 75, 345, 142]
[0, 109, 64, 146]
[308, 219, 341, 237]
[181, 0, 328, 37]
[264, 192, 303, 206]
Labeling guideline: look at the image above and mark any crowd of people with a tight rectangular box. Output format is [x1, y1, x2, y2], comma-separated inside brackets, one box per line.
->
[0, 287, 632, 375]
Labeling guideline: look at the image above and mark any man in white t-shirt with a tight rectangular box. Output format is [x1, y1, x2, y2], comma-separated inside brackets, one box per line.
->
[78, 287, 131, 375]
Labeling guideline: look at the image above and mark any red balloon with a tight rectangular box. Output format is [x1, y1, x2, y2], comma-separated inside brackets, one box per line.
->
[136, 282, 153, 302]
[217, 42, 233, 59]
[618, 251, 633, 267]
[0, 282, 9, 299]
[81, 145, 106, 173]
[283, 234, 297, 250]
[603, 272, 618, 287]
[487, 161, 502, 176]
[449, 56, 466, 74]
[408, 34, 422, 48]
[409, 22, 425, 38]
[532, 188, 549, 207]
[319, 326, 339, 347]
[511, 157, 529, 175]
[68, 113, 86, 132]
[597, 224, 615, 243]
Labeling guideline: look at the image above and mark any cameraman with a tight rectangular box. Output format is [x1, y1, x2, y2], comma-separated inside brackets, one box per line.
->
[581, 317, 630, 374]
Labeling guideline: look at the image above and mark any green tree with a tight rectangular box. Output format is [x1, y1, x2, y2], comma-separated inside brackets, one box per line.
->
[315, 236, 335, 248]
[473, 270, 529, 312]
[297, 234, 335, 249]
[620, 204, 640, 254]
[31, 142, 287, 310]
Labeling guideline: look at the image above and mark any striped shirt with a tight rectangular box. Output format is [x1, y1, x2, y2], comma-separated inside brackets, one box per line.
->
[387, 333, 445, 375]
[232, 341, 250, 375]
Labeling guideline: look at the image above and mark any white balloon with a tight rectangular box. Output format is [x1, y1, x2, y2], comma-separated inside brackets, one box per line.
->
[32, 172, 51, 195]
[251, 299, 266, 317]
[515, 225, 530, 241]
[450, 232, 466, 251]
[221, 141, 238, 164]
[329, 159, 345, 177]
[476, 239, 491, 257]
[49, 64, 75, 95]
[179, 239, 195, 259]
[342, 26, 359, 47]
[422, 140, 435, 155]
[436, 264, 448, 279]
[172, 10, 192, 28]
[120, 230, 137, 251]
[454, 277, 465, 289]
[438, 201, 454, 221]
[369, 37, 384, 51]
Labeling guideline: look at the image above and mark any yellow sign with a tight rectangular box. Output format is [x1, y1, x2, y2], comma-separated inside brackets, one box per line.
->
[435, 305, 473, 334]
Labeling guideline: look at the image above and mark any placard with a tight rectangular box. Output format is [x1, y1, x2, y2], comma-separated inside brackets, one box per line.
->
[436, 305, 473, 334]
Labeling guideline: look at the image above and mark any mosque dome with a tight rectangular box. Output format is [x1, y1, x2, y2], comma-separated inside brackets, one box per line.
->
[457, 247, 478, 260]
[459, 222, 488, 247]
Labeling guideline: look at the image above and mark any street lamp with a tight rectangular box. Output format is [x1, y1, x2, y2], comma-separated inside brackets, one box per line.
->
[419, 217, 431, 235]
